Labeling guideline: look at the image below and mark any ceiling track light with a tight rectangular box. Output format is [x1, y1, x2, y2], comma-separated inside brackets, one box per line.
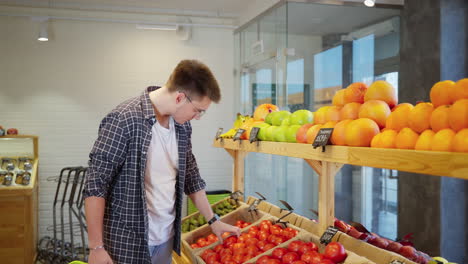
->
[32, 16, 50, 41]
[136, 24, 178, 31]
[364, 0, 376, 7]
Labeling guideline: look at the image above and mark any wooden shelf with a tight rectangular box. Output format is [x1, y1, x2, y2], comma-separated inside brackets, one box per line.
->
[213, 139, 468, 180]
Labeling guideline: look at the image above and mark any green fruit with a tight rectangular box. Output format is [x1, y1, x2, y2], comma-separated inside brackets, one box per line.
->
[265, 126, 276, 141]
[286, 125, 301, 142]
[271, 111, 291, 126]
[190, 218, 199, 226]
[265, 112, 275, 125]
[255, 123, 270, 141]
[274, 126, 288, 142]
[281, 117, 290, 126]
[189, 224, 196, 231]
[198, 215, 206, 225]
[290, 109, 314, 125]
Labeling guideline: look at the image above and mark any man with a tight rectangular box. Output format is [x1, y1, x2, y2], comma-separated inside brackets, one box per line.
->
[83, 59, 240, 264]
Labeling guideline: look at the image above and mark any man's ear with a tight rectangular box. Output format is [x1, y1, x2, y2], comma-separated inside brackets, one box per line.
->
[175, 91, 185, 104]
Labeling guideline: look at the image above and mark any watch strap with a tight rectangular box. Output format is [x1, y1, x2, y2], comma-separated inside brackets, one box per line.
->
[208, 214, 220, 225]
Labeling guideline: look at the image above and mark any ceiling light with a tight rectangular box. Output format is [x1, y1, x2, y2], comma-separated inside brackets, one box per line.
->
[136, 24, 178, 31]
[38, 23, 48, 41]
[364, 0, 375, 7]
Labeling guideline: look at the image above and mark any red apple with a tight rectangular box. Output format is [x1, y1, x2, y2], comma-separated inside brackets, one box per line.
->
[370, 237, 389, 249]
[7, 128, 18, 135]
[347, 226, 363, 239]
[387, 241, 403, 253]
[399, 246, 418, 261]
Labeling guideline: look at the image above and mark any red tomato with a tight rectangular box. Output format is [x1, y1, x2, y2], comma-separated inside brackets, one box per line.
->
[201, 249, 215, 260]
[272, 235, 286, 246]
[291, 261, 307, 264]
[257, 240, 268, 251]
[271, 247, 288, 259]
[197, 237, 208, 247]
[301, 251, 322, 264]
[263, 243, 276, 252]
[261, 220, 273, 226]
[266, 259, 281, 264]
[242, 222, 250, 228]
[298, 242, 318, 254]
[222, 232, 231, 239]
[323, 242, 347, 263]
[208, 234, 218, 242]
[245, 245, 259, 256]
[232, 254, 244, 264]
[213, 244, 224, 253]
[236, 220, 245, 226]
[245, 237, 259, 246]
[261, 223, 271, 232]
[318, 259, 334, 264]
[220, 254, 233, 263]
[270, 225, 282, 235]
[282, 252, 299, 264]
[224, 261, 237, 264]
[224, 236, 237, 247]
[205, 253, 219, 263]
[256, 255, 271, 264]
[232, 242, 246, 250]
[258, 231, 269, 241]
[190, 243, 200, 249]
[219, 248, 233, 256]
[287, 241, 304, 252]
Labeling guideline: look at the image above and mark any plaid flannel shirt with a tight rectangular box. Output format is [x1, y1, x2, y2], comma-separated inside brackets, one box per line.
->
[83, 86, 206, 264]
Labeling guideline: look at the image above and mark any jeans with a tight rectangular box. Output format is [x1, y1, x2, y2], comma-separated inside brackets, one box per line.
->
[148, 236, 174, 264]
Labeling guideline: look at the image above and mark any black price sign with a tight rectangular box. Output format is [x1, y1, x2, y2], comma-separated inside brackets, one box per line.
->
[389, 261, 404, 264]
[320, 226, 339, 245]
[312, 128, 334, 152]
[215, 127, 223, 140]
[233, 129, 245, 141]
[249, 127, 260, 143]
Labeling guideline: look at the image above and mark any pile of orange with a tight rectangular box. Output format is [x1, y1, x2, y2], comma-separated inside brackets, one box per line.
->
[298, 78, 468, 152]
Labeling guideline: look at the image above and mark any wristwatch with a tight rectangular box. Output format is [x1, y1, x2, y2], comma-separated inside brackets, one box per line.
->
[208, 214, 220, 225]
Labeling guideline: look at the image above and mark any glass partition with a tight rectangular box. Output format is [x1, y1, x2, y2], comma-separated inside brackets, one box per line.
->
[235, 1, 401, 240]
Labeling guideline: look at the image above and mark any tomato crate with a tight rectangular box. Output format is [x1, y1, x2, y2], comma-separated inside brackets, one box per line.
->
[195, 215, 304, 264]
[244, 230, 375, 264]
[182, 203, 267, 264]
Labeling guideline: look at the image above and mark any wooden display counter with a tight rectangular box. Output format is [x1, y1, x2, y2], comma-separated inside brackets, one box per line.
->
[0, 135, 39, 264]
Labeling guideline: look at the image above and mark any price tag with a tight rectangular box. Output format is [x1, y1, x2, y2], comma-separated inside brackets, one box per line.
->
[233, 129, 245, 141]
[249, 127, 260, 143]
[320, 226, 339, 245]
[389, 261, 404, 264]
[215, 127, 223, 140]
[312, 128, 334, 152]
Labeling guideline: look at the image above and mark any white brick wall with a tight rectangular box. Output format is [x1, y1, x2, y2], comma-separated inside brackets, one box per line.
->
[0, 16, 235, 239]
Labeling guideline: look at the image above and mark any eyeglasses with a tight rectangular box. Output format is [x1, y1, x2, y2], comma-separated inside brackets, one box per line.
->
[185, 94, 206, 118]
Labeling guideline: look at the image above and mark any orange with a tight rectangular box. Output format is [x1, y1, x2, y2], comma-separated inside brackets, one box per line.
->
[344, 118, 380, 147]
[340, 102, 361, 120]
[414, 130, 436, 151]
[431, 128, 456, 152]
[343, 82, 368, 104]
[430, 105, 451, 132]
[429, 80, 456, 107]
[331, 119, 352, 145]
[395, 128, 419, 149]
[371, 129, 397, 148]
[452, 128, 468, 152]
[365, 80, 398, 108]
[451, 78, 468, 102]
[253, 103, 279, 121]
[322, 121, 338, 128]
[325, 106, 342, 122]
[314, 106, 331, 125]
[385, 103, 414, 132]
[448, 99, 468, 131]
[408, 102, 434, 133]
[296, 123, 314, 143]
[358, 100, 391, 129]
[332, 89, 346, 106]
[306, 124, 323, 144]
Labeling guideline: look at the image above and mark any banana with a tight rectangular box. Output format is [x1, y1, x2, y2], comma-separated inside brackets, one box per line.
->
[219, 113, 250, 138]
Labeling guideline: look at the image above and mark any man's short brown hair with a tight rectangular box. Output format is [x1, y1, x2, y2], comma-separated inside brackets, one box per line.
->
[166, 60, 221, 103]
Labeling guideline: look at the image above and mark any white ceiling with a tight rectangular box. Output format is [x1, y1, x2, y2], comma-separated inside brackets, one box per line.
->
[0, 0, 253, 18]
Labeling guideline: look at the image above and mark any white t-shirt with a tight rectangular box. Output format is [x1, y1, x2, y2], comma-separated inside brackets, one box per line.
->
[145, 117, 179, 246]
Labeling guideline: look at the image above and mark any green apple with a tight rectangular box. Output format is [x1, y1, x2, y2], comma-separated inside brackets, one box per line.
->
[255, 123, 271, 141]
[264, 112, 275, 125]
[271, 111, 291, 126]
[265, 126, 277, 141]
[286, 125, 301, 143]
[290, 109, 314, 125]
[281, 116, 290, 126]
[274, 126, 288, 142]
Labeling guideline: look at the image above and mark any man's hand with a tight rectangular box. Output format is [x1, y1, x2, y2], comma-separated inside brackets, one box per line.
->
[88, 248, 114, 264]
[210, 221, 241, 242]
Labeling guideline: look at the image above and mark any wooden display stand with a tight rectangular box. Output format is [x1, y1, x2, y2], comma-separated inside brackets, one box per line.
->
[172, 138, 468, 263]
[0, 135, 39, 264]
